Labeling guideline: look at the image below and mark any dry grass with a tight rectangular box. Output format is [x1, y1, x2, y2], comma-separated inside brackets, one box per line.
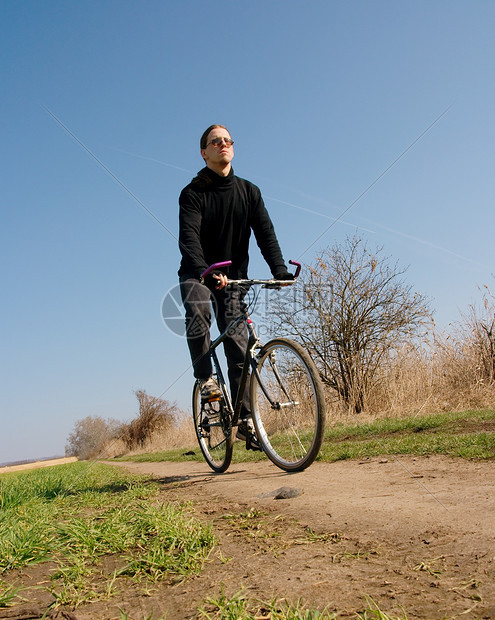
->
[96, 391, 197, 458]
[105, 340, 494, 456]
[99, 300, 494, 456]
[320, 319, 495, 428]
[124, 414, 197, 454]
[352, 333, 495, 423]
[365, 284, 495, 419]
[101, 411, 197, 458]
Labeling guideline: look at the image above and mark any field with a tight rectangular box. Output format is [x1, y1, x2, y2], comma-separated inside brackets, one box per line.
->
[1, 409, 494, 619]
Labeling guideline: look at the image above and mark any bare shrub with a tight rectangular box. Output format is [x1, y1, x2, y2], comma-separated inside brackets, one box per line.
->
[366, 315, 495, 417]
[133, 414, 196, 453]
[65, 416, 123, 460]
[118, 390, 190, 452]
[66, 392, 197, 460]
[427, 286, 495, 409]
[271, 239, 493, 419]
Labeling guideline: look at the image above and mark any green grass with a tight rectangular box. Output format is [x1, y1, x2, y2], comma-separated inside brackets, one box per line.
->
[0, 580, 23, 608]
[356, 596, 408, 619]
[198, 590, 337, 619]
[318, 408, 495, 462]
[0, 450, 453, 618]
[0, 463, 215, 608]
[113, 409, 495, 465]
[198, 590, 409, 620]
[3, 410, 489, 613]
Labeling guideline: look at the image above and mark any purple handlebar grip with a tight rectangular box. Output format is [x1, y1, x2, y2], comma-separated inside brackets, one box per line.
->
[289, 260, 301, 278]
[200, 261, 232, 279]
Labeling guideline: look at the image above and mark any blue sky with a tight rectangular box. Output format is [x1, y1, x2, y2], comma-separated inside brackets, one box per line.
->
[1, 1, 494, 464]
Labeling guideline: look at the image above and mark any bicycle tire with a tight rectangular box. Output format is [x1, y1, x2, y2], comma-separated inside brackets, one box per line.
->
[192, 381, 233, 473]
[250, 338, 325, 471]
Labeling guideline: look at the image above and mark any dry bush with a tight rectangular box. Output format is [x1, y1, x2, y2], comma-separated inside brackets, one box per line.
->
[65, 416, 123, 460]
[355, 323, 495, 420]
[67, 392, 198, 460]
[305, 271, 495, 423]
[97, 390, 195, 456]
[118, 390, 183, 451]
[131, 414, 196, 454]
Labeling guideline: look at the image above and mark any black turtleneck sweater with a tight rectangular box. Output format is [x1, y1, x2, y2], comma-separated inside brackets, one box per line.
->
[178, 167, 286, 280]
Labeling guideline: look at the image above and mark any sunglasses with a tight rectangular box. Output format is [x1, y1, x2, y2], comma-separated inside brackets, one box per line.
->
[206, 137, 234, 148]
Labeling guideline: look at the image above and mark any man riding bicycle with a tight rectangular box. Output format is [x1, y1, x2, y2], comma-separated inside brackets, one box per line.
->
[178, 124, 293, 440]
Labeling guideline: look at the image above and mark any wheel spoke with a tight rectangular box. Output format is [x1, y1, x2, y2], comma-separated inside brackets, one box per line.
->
[251, 339, 325, 471]
[192, 382, 233, 472]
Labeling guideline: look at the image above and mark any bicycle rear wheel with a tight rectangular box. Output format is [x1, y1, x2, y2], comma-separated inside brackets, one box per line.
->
[250, 338, 325, 471]
[192, 381, 233, 473]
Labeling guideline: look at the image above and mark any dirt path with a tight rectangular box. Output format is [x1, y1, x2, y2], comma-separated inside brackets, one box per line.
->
[106, 455, 495, 619]
[3, 455, 494, 619]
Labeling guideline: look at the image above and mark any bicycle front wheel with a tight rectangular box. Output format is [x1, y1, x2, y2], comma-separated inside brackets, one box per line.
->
[192, 382, 233, 473]
[250, 338, 325, 471]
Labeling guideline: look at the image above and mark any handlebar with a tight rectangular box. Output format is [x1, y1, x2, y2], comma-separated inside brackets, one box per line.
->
[200, 260, 301, 282]
[200, 261, 233, 279]
[289, 260, 301, 278]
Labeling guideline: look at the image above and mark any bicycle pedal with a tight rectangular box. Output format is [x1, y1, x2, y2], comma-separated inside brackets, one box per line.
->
[203, 395, 221, 403]
[246, 435, 262, 452]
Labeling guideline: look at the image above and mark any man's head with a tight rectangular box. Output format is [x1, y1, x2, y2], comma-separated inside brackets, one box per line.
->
[200, 124, 234, 176]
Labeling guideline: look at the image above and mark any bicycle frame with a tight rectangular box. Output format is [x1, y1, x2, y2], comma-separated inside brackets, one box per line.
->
[201, 259, 301, 426]
[195, 259, 325, 472]
[208, 309, 258, 426]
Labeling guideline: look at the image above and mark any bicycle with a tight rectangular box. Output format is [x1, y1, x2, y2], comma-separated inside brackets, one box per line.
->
[192, 260, 326, 473]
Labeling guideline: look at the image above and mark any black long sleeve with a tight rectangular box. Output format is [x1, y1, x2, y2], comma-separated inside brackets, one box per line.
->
[178, 167, 286, 280]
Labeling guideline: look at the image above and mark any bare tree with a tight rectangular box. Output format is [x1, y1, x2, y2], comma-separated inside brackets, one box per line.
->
[272, 236, 431, 413]
[65, 416, 122, 460]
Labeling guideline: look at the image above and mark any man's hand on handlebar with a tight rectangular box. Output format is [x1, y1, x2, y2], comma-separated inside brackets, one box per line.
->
[203, 271, 229, 290]
[274, 269, 295, 286]
[200, 260, 301, 289]
[213, 272, 228, 289]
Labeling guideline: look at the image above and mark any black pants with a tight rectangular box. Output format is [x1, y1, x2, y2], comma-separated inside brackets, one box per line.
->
[180, 276, 251, 416]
